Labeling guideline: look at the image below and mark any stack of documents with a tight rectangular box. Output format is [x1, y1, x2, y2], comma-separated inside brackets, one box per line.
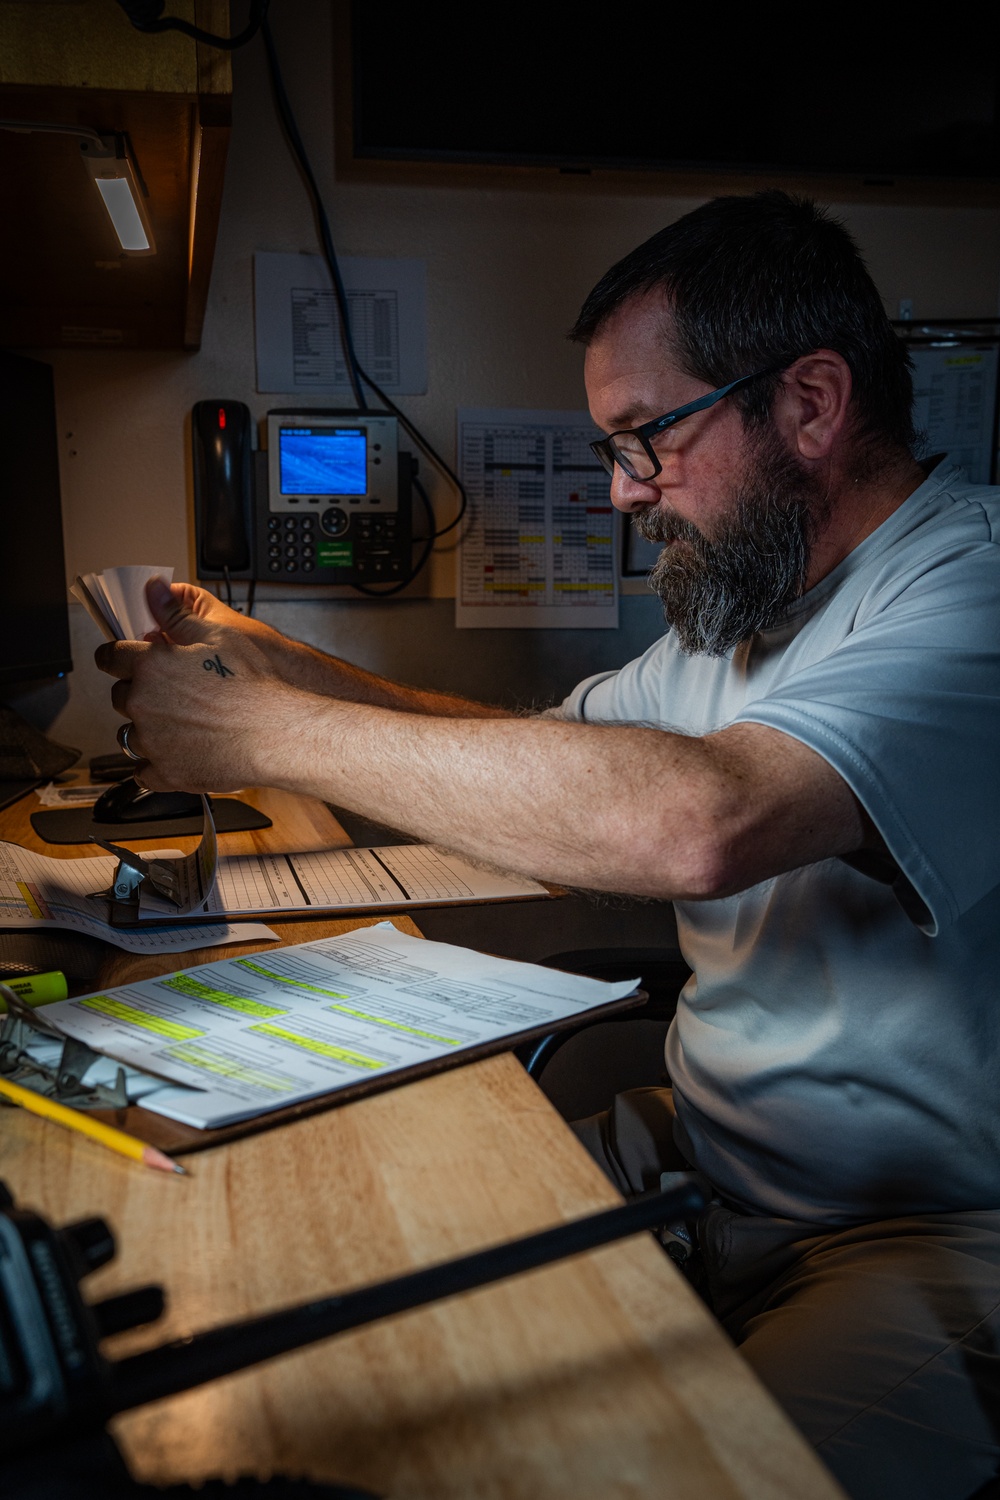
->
[0, 838, 548, 953]
[42, 925, 640, 1129]
[70, 565, 174, 642]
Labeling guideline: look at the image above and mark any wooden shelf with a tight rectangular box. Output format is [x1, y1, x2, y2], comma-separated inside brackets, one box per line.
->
[0, 0, 231, 350]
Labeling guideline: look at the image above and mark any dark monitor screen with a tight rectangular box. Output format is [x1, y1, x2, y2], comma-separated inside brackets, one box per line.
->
[352, 9, 999, 181]
[278, 427, 367, 496]
[0, 351, 72, 688]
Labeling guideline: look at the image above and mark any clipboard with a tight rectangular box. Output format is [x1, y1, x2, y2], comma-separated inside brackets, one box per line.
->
[59, 986, 647, 1157]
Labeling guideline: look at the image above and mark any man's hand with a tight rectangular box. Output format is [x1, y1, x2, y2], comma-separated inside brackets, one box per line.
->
[144, 578, 284, 655]
[142, 578, 511, 720]
[95, 577, 301, 793]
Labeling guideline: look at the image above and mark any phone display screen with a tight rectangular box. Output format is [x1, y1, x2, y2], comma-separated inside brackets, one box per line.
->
[279, 427, 367, 496]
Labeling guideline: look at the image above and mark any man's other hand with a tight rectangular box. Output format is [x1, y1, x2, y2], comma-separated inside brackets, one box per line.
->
[94, 577, 300, 793]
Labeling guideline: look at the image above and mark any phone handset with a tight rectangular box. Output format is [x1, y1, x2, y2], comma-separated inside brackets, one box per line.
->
[192, 400, 253, 574]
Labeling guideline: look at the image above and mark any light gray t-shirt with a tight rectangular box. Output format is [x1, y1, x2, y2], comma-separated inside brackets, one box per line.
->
[560, 464, 1000, 1222]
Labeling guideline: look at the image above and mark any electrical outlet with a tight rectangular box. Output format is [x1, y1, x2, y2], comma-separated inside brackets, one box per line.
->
[898, 298, 913, 321]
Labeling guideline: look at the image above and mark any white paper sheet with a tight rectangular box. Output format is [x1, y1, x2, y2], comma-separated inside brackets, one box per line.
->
[45, 926, 640, 1128]
[0, 839, 277, 953]
[205, 843, 546, 915]
[456, 408, 618, 629]
[910, 344, 1000, 483]
[0, 839, 544, 950]
[36, 781, 105, 807]
[254, 252, 428, 395]
[70, 565, 174, 642]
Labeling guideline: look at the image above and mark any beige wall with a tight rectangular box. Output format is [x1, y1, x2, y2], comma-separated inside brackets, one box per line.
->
[21, 0, 1000, 755]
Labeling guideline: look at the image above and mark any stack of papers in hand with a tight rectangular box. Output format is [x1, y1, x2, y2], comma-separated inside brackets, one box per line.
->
[71, 565, 174, 642]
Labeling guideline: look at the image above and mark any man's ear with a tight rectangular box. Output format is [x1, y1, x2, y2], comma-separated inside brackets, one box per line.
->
[776, 351, 853, 460]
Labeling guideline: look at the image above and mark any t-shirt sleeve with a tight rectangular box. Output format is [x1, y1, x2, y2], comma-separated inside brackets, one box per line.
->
[556, 638, 685, 725]
[555, 670, 622, 721]
[736, 544, 1000, 934]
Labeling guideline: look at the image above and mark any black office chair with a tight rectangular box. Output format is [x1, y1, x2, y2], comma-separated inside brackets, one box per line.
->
[516, 948, 692, 1121]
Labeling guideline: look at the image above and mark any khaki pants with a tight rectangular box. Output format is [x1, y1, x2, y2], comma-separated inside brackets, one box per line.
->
[573, 1088, 1000, 1500]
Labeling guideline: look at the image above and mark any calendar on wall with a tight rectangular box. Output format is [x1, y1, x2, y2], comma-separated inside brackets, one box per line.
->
[897, 322, 1000, 485]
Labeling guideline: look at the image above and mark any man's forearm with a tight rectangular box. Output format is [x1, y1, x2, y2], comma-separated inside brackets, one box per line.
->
[254, 690, 665, 888]
[245, 689, 866, 902]
[103, 601, 865, 901]
[263, 634, 511, 718]
[154, 583, 508, 719]
[252, 692, 736, 899]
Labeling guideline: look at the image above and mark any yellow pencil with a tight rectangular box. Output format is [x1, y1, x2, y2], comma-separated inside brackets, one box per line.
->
[0, 1075, 186, 1175]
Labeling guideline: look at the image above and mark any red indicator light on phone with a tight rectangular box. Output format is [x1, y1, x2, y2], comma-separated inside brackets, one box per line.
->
[218, 407, 226, 430]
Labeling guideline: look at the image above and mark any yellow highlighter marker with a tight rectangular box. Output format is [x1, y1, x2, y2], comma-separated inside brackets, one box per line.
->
[0, 1075, 186, 1175]
[0, 970, 68, 1010]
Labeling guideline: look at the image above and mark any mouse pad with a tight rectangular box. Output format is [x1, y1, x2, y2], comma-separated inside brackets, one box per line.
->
[30, 797, 272, 845]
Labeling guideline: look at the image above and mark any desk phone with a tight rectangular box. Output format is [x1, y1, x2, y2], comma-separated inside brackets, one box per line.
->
[193, 402, 415, 590]
[262, 410, 412, 584]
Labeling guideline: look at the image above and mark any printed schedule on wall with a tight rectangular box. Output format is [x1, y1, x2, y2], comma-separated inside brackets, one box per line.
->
[910, 344, 999, 484]
[253, 252, 428, 396]
[456, 408, 619, 628]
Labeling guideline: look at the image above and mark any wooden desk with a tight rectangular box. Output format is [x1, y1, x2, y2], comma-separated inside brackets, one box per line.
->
[0, 789, 844, 1499]
[4, 785, 416, 989]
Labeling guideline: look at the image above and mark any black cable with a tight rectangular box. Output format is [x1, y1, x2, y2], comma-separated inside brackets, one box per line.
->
[217, 572, 255, 614]
[115, 0, 269, 50]
[120, 5, 468, 569]
[410, 473, 438, 547]
[365, 397, 468, 540]
[259, 15, 468, 540]
[260, 17, 367, 411]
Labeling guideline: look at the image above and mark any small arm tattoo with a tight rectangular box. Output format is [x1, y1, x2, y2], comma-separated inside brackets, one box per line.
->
[203, 654, 235, 679]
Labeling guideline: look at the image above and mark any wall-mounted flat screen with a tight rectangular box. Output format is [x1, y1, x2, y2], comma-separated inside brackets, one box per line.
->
[352, 8, 999, 183]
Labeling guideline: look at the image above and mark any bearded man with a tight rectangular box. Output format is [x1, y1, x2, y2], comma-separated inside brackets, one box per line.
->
[99, 193, 1000, 1500]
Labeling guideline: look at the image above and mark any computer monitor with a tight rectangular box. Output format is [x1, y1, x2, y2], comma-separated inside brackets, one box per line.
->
[0, 350, 73, 689]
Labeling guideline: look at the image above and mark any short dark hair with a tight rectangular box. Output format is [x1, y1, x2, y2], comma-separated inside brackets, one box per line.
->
[570, 191, 915, 452]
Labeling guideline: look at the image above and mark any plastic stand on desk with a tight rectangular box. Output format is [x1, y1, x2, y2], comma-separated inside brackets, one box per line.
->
[31, 795, 271, 845]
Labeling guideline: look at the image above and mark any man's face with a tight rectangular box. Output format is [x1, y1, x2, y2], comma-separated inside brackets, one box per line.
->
[584, 293, 825, 655]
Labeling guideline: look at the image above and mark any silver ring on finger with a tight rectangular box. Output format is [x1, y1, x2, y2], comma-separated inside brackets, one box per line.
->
[117, 721, 143, 762]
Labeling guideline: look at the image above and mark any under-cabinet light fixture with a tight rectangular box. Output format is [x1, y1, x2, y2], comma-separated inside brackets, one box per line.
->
[80, 133, 156, 256]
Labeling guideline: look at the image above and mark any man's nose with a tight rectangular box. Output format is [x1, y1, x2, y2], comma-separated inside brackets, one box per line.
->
[609, 465, 661, 514]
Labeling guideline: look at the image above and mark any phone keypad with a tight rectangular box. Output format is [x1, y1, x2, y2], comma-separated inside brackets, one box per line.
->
[264, 511, 405, 579]
[266, 513, 316, 573]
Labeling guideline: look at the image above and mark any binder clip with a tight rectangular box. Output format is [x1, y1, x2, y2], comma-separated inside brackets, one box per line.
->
[89, 839, 188, 927]
[0, 981, 128, 1111]
[87, 794, 219, 927]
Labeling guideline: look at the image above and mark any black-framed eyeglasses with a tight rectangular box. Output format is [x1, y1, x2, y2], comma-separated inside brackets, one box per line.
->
[589, 368, 779, 482]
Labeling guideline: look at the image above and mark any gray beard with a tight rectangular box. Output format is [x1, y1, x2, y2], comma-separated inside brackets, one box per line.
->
[633, 427, 825, 656]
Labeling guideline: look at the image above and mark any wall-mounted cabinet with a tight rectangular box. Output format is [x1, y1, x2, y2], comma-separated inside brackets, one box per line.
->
[0, 0, 231, 349]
